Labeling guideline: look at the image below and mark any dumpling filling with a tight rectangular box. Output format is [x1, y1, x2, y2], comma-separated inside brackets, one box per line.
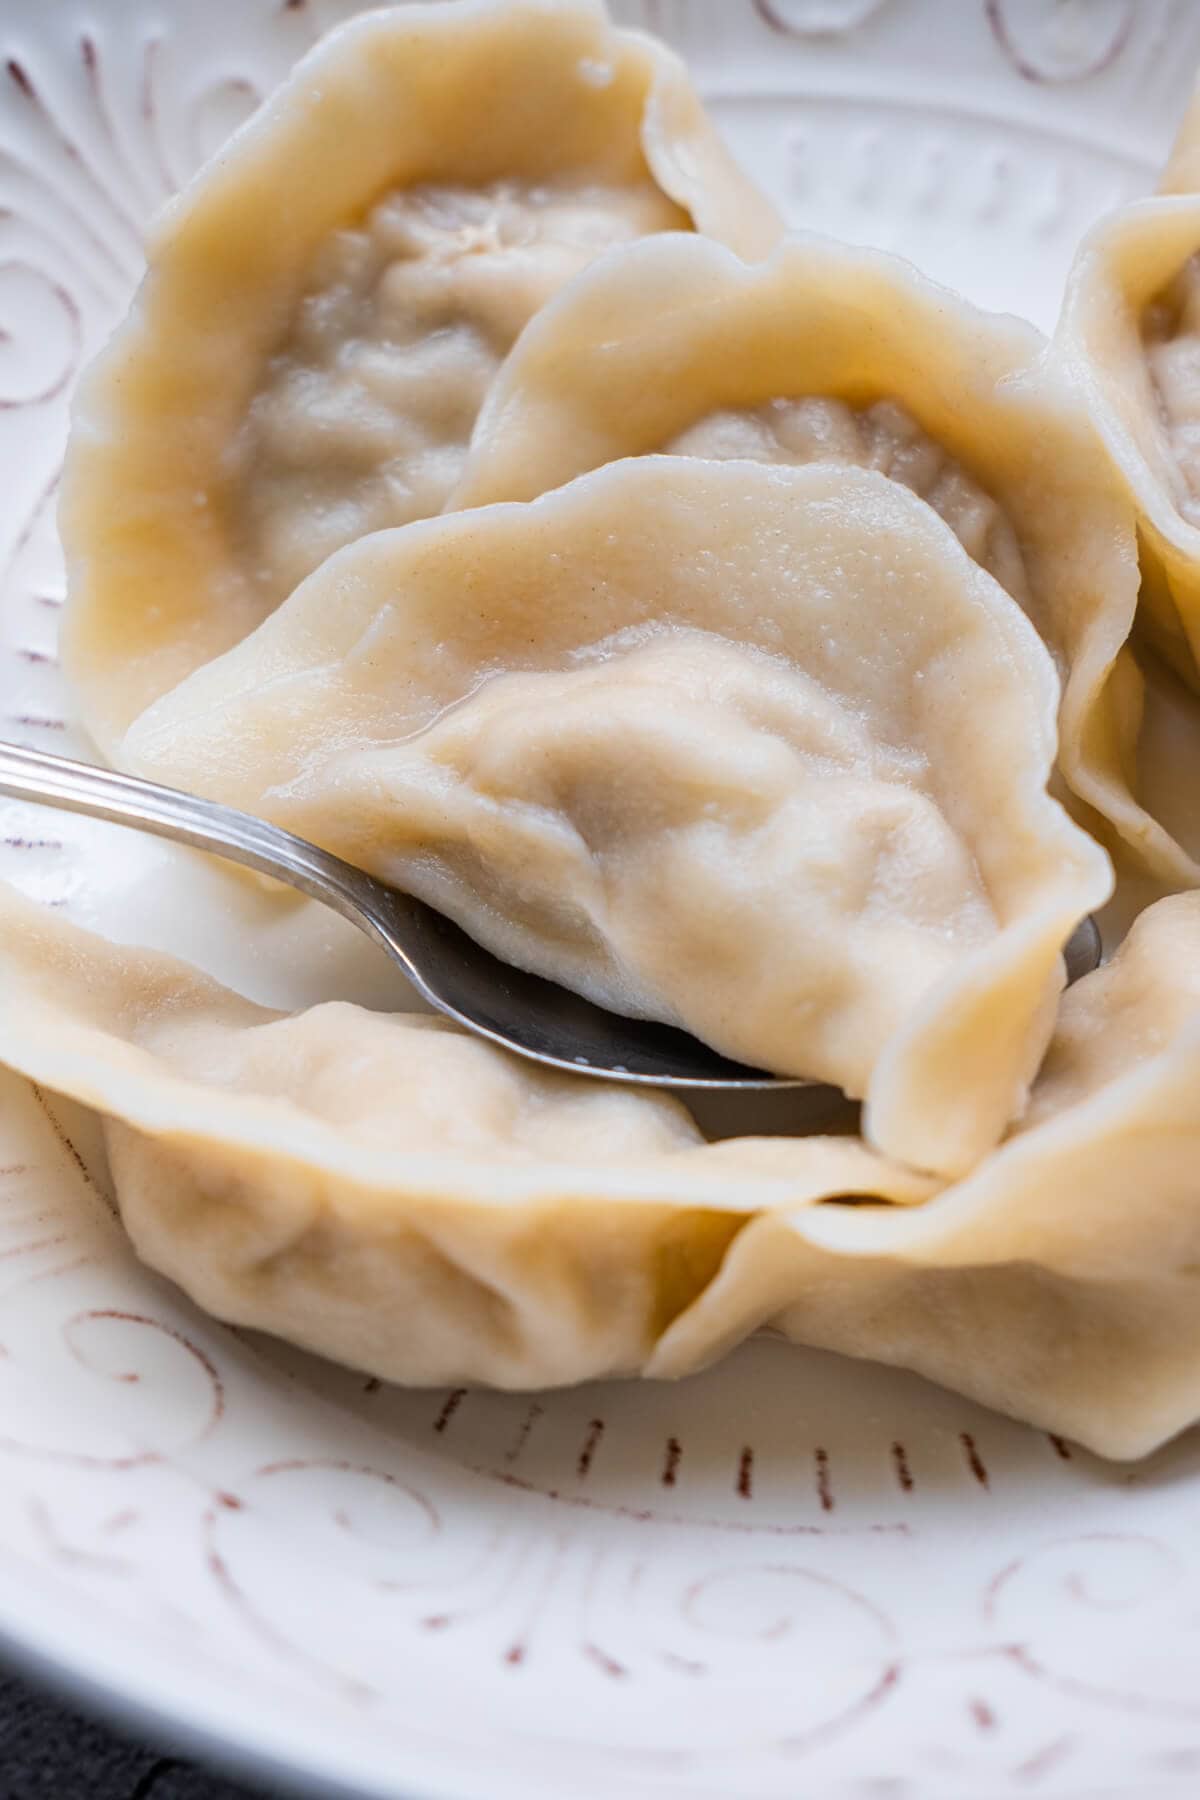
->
[229, 176, 685, 604]
[666, 396, 1029, 599]
[1142, 252, 1200, 526]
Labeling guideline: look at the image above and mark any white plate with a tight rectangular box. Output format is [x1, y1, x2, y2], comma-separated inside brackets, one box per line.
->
[2, 3, 1200, 1797]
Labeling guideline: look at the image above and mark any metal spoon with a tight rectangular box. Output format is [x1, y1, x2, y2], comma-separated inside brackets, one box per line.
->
[0, 741, 1101, 1108]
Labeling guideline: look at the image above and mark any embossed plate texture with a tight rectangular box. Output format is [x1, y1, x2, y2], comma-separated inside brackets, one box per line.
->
[3, 4, 1200, 1798]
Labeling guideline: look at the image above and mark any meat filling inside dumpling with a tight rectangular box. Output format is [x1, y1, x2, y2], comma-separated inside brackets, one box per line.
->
[231, 175, 685, 608]
[666, 396, 1029, 600]
[1143, 253, 1200, 539]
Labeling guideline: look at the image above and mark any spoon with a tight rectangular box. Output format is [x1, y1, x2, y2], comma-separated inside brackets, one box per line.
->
[0, 741, 1101, 1108]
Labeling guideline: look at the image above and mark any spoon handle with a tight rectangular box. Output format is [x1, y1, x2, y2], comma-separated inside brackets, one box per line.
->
[0, 739, 384, 924]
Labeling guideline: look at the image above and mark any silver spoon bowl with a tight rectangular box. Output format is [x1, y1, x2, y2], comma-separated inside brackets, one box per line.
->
[0, 741, 1101, 1111]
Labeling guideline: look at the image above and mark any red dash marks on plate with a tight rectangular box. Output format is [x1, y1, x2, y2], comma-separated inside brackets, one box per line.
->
[576, 1418, 604, 1480]
[503, 1642, 526, 1668]
[1014, 1735, 1075, 1783]
[661, 1651, 706, 1677]
[969, 1696, 996, 1731]
[582, 1642, 628, 1679]
[0, 1232, 68, 1262]
[661, 1436, 681, 1488]
[17, 647, 56, 665]
[1048, 1433, 1072, 1461]
[814, 1446, 834, 1512]
[432, 1387, 466, 1435]
[891, 1441, 914, 1493]
[30, 1085, 97, 1191]
[736, 1446, 754, 1500]
[504, 1402, 543, 1466]
[960, 1432, 989, 1489]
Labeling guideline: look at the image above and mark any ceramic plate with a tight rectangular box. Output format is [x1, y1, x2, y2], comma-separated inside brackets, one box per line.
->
[2, 3, 1200, 1797]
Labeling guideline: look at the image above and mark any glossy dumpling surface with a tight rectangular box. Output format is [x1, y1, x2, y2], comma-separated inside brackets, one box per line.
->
[119, 456, 1111, 1178]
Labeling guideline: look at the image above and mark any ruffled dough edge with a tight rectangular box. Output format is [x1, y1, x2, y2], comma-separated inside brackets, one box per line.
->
[60, 0, 781, 752]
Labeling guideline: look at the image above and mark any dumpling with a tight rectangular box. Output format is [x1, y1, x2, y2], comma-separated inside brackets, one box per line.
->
[0, 883, 931, 1389]
[116, 456, 1111, 1178]
[1056, 193, 1200, 715]
[60, 0, 779, 754]
[654, 894, 1200, 1461]
[1052, 96, 1200, 890]
[453, 232, 1181, 884]
[8, 878, 1200, 1453]
[1055, 76, 1200, 721]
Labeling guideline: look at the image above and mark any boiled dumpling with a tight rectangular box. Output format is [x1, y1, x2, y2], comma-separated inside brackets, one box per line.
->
[61, 0, 779, 753]
[1055, 85, 1200, 719]
[116, 456, 1110, 1178]
[454, 232, 1184, 884]
[9, 880, 1200, 1453]
[655, 894, 1200, 1460]
[1041, 96, 1200, 888]
[1056, 196, 1200, 715]
[0, 883, 930, 1389]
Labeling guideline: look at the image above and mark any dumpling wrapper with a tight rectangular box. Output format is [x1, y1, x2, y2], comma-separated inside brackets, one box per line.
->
[61, 0, 778, 753]
[118, 456, 1111, 1178]
[0, 885, 930, 1389]
[653, 894, 1200, 1461]
[454, 232, 1175, 883]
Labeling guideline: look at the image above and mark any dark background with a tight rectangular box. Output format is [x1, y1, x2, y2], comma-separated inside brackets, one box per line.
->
[0, 1664, 278, 1800]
